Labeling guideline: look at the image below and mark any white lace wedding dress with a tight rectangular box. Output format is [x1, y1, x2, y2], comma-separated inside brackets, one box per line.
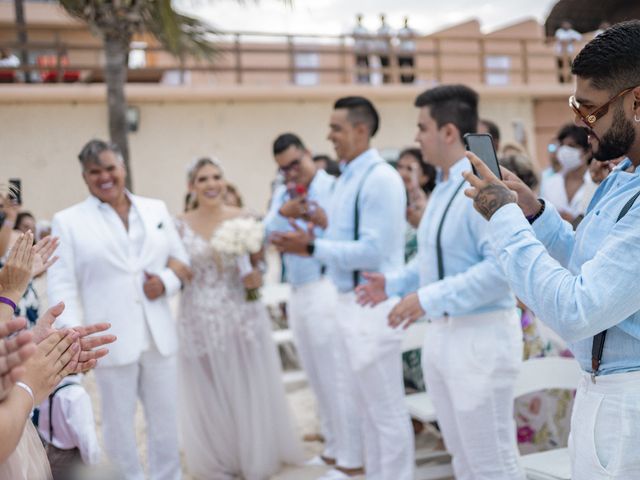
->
[176, 219, 302, 480]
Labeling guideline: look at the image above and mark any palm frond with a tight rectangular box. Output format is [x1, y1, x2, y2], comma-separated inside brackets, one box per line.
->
[59, 0, 218, 60]
[143, 0, 218, 61]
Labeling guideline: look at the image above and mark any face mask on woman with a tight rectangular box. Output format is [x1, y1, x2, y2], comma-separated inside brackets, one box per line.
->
[556, 145, 584, 174]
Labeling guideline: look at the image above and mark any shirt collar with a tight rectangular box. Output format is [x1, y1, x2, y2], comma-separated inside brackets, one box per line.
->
[88, 190, 134, 210]
[341, 148, 379, 179]
[436, 157, 470, 185]
[308, 168, 327, 194]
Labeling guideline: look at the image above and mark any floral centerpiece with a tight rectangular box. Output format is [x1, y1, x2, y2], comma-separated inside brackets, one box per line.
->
[210, 217, 265, 301]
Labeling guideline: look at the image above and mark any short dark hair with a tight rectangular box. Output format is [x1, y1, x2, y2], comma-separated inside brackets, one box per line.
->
[414, 84, 479, 141]
[14, 211, 35, 231]
[499, 153, 538, 191]
[479, 118, 500, 142]
[273, 133, 306, 156]
[313, 154, 341, 177]
[333, 96, 380, 137]
[557, 124, 590, 151]
[78, 139, 121, 167]
[398, 147, 437, 194]
[572, 20, 640, 93]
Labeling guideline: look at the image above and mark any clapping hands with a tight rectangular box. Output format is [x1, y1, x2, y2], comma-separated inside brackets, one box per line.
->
[0, 317, 36, 402]
[31, 235, 59, 278]
[31, 302, 116, 373]
[0, 231, 35, 302]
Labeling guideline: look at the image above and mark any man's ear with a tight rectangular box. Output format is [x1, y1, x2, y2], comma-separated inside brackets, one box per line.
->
[354, 121, 371, 139]
[441, 123, 461, 146]
[633, 86, 640, 114]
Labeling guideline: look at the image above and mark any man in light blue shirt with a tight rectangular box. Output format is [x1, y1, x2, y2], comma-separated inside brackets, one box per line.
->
[273, 96, 413, 480]
[464, 21, 640, 479]
[357, 85, 524, 480]
[264, 133, 341, 470]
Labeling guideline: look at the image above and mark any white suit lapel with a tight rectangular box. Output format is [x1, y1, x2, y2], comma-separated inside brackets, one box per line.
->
[130, 195, 154, 265]
[82, 197, 130, 270]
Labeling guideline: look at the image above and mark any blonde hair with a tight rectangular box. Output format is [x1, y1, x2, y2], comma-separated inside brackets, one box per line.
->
[186, 156, 224, 184]
[185, 157, 225, 211]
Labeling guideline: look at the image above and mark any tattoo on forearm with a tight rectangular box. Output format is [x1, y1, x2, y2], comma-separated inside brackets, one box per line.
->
[475, 184, 517, 220]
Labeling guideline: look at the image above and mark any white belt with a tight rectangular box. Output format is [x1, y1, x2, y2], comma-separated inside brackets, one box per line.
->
[580, 369, 640, 394]
[291, 276, 328, 293]
[426, 308, 517, 326]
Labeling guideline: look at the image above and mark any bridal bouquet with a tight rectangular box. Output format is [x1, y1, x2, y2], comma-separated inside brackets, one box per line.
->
[210, 217, 265, 301]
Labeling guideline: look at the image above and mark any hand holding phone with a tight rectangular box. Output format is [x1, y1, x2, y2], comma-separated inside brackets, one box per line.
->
[463, 134, 502, 180]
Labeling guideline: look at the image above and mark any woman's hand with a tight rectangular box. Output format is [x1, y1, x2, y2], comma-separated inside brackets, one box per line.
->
[31, 302, 116, 373]
[21, 329, 79, 404]
[0, 231, 34, 303]
[242, 270, 263, 290]
[31, 235, 60, 278]
[0, 317, 36, 402]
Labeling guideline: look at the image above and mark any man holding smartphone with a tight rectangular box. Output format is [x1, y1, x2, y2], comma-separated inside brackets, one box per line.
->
[465, 21, 640, 479]
[357, 85, 525, 480]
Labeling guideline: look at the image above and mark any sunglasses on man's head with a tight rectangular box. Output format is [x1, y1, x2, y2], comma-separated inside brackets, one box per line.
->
[569, 86, 637, 128]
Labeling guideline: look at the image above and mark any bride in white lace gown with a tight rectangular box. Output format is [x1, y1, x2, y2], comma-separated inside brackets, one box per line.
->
[175, 158, 303, 479]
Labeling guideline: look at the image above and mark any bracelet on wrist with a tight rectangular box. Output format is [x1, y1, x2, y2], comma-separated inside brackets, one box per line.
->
[15, 381, 35, 409]
[526, 199, 546, 224]
[0, 296, 18, 312]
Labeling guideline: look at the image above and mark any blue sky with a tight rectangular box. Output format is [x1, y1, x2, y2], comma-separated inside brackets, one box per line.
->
[178, 0, 559, 36]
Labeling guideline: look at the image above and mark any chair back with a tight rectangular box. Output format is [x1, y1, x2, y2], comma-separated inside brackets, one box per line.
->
[514, 357, 582, 398]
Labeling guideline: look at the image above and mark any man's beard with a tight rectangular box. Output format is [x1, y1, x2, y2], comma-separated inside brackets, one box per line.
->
[594, 106, 636, 161]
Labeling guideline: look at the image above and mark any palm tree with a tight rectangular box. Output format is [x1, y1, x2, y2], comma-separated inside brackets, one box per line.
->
[59, 0, 217, 190]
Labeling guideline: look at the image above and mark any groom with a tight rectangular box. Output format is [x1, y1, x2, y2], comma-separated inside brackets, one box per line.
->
[48, 139, 189, 480]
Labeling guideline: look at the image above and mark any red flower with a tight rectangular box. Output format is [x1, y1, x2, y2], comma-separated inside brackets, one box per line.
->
[517, 426, 535, 443]
[295, 184, 307, 196]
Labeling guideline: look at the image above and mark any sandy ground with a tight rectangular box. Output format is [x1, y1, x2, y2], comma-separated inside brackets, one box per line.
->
[84, 371, 447, 480]
[85, 372, 340, 479]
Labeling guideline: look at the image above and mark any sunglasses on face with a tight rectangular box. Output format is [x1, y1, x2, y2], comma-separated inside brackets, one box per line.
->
[279, 158, 301, 175]
[569, 86, 637, 128]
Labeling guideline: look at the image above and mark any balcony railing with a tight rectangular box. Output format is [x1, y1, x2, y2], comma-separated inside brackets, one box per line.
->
[0, 27, 582, 86]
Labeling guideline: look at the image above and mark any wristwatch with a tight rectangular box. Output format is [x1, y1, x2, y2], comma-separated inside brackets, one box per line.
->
[306, 242, 315, 256]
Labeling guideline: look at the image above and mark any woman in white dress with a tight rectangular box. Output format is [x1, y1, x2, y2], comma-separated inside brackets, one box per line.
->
[175, 158, 302, 480]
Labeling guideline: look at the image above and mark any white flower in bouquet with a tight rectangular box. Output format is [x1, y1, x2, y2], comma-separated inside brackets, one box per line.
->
[210, 217, 264, 257]
[210, 217, 265, 301]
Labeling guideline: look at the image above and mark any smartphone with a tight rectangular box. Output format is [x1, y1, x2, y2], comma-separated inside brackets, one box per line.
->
[464, 133, 502, 180]
[8, 178, 21, 205]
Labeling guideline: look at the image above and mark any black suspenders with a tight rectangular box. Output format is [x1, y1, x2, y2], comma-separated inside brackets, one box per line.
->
[436, 180, 467, 281]
[352, 163, 384, 289]
[591, 189, 640, 380]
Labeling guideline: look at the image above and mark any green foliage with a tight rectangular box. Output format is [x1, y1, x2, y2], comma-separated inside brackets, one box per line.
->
[58, 0, 218, 59]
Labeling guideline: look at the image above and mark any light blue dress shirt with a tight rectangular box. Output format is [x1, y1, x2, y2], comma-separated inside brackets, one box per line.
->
[313, 148, 406, 293]
[488, 159, 640, 375]
[386, 157, 515, 317]
[264, 169, 336, 287]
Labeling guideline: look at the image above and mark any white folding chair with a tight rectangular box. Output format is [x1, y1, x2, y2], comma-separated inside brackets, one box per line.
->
[515, 357, 582, 480]
[262, 283, 307, 391]
[402, 322, 454, 480]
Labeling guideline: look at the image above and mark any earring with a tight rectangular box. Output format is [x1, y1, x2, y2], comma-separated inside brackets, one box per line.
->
[635, 114, 640, 123]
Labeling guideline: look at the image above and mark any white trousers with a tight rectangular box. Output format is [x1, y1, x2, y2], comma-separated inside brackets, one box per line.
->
[94, 346, 181, 480]
[335, 293, 414, 479]
[569, 370, 640, 480]
[421, 309, 525, 480]
[288, 278, 340, 459]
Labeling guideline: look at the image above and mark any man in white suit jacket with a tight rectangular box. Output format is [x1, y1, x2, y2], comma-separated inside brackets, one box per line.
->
[48, 139, 189, 480]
